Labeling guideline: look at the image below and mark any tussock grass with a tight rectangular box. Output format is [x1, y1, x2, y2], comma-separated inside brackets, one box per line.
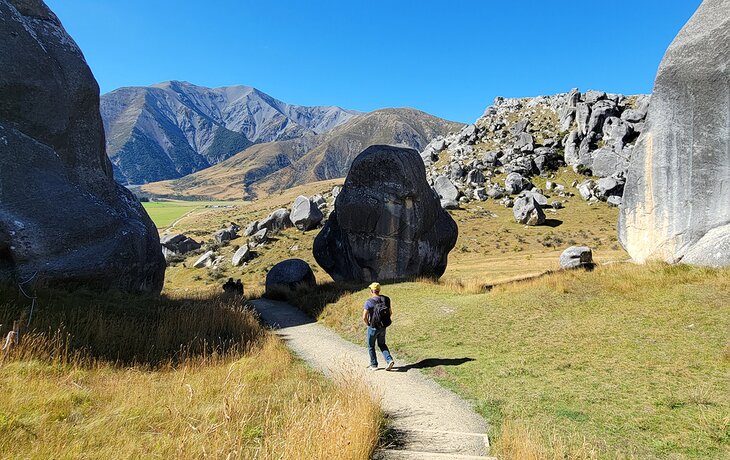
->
[0, 288, 382, 459]
[1, 288, 263, 366]
[298, 263, 730, 459]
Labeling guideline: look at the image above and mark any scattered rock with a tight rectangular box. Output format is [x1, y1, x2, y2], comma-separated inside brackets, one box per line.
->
[231, 245, 252, 266]
[213, 225, 239, 244]
[433, 175, 460, 209]
[259, 209, 292, 234]
[160, 234, 201, 261]
[505, 172, 530, 195]
[513, 196, 546, 226]
[290, 195, 324, 231]
[559, 246, 594, 269]
[193, 250, 216, 269]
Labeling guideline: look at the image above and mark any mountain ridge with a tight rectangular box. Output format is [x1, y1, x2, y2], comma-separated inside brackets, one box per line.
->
[139, 107, 464, 200]
[101, 80, 360, 185]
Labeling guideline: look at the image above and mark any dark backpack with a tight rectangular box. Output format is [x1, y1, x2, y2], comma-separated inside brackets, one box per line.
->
[369, 295, 392, 329]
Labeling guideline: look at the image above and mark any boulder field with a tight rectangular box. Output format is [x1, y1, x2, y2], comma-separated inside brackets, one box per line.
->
[0, 0, 165, 292]
[314, 145, 458, 282]
[619, 0, 730, 267]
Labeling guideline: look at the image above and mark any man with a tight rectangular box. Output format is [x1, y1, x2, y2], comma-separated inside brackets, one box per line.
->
[363, 282, 395, 371]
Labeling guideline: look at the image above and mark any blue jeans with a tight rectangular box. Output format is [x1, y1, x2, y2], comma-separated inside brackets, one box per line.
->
[366, 326, 393, 367]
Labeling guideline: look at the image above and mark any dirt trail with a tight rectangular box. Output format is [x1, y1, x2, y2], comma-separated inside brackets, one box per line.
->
[250, 299, 495, 459]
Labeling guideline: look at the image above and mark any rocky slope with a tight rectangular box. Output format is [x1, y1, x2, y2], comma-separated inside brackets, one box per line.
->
[101, 81, 360, 184]
[420, 89, 650, 210]
[140, 108, 463, 199]
[0, 0, 165, 293]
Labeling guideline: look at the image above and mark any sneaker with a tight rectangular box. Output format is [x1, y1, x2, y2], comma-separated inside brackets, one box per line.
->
[386, 360, 395, 371]
[368, 365, 378, 371]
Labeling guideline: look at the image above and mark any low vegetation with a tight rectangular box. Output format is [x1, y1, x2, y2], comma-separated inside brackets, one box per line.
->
[0, 288, 382, 459]
[282, 263, 730, 459]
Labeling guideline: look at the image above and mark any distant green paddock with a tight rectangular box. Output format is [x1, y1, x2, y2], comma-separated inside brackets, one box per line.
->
[142, 201, 238, 228]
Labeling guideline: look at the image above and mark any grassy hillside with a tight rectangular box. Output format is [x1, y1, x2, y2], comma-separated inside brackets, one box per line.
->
[140, 108, 462, 200]
[287, 264, 730, 459]
[157, 170, 625, 297]
[0, 289, 381, 459]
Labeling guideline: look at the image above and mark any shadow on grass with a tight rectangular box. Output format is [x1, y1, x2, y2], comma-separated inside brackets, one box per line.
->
[393, 357, 475, 372]
[543, 219, 563, 228]
[0, 285, 263, 367]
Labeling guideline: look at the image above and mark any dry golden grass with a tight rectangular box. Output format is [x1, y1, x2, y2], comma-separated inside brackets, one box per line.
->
[0, 288, 382, 459]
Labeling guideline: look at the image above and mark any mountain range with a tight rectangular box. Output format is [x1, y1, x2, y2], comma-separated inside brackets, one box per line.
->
[139, 108, 463, 199]
[101, 81, 360, 184]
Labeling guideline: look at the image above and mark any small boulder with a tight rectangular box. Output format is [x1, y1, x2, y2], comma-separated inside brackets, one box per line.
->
[433, 175, 460, 209]
[290, 195, 324, 231]
[231, 245, 252, 266]
[193, 250, 216, 269]
[265, 258, 316, 293]
[505, 172, 529, 195]
[250, 228, 268, 245]
[559, 246, 594, 269]
[513, 196, 546, 226]
[259, 209, 292, 234]
[213, 225, 239, 244]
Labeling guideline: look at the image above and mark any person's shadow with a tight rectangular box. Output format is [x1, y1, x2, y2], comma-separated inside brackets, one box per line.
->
[392, 357, 475, 372]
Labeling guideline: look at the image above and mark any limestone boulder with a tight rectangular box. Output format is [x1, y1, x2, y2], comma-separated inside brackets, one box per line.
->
[619, 0, 730, 265]
[290, 195, 324, 231]
[513, 196, 546, 226]
[0, 0, 164, 292]
[559, 246, 594, 269]
[265, 258, 316, 293]
[314, 145, 458, 282]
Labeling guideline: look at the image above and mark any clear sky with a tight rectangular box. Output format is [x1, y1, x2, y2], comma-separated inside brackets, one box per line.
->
[45, 0, 702, 123]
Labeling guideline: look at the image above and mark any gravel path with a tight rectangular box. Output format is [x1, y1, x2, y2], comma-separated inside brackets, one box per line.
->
[250, 299, 495, 459]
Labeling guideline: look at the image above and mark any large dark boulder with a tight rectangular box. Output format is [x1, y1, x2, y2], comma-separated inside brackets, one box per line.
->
[313, 145, 458, 282]
[265, 259, 316, 293]
[619, 0, 730, 266]
[0, 0, 165, 292]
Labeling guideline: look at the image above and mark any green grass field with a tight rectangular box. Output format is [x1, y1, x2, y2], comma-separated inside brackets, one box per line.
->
[142, 201, 240, 228]
[287, 263, 730, 459]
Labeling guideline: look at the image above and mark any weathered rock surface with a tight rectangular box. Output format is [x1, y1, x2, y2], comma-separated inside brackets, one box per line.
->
[0, 0, 164, 292]
[231, 245, 252, 266]
[259, 209, 292, 233]
[513, 196, 546, 226]
[619, 0, 730, 265]
[160, 234, 201, 262]
[213, 225, 239, 244]
[290, 195, 324, 231]
[265, 258, 316, 293]
[559, 246, 594, 269]
[314, 145, 458, 282]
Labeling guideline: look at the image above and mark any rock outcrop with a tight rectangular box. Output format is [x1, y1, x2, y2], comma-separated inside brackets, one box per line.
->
[0, 0, 165, 292]
[314, 145, 458, 282]
[619, 0, 730, 266]
[420, 89, 649, 210]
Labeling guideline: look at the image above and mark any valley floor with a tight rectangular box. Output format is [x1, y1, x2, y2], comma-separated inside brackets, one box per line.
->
[289, 263, 730, 459]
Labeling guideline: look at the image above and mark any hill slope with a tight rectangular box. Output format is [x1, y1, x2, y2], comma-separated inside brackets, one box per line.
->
[141, 108, 463, 199]
[101, 81, 359, 184]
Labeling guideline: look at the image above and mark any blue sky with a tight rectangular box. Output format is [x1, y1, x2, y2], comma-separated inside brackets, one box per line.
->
[46, 0, 701, 123]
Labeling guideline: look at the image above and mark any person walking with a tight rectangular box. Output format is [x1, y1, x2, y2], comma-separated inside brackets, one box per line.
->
[363, 282, 395, 371]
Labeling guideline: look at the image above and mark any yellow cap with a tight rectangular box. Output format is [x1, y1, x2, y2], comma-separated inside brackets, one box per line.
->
[368, 282, 381, 291]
